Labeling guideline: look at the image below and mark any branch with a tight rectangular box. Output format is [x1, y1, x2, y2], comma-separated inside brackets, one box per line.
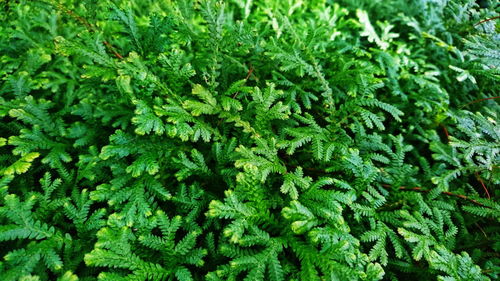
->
[103, 41, 124, 59]
[217, 63, 255, 127]
[440, 124, 450, 142]
[382, 184, 488, 207]
[474, 16, 500, 27]
[50, 1, 124, 59]
[475, 171, 491, 199]
[459, 96, 500, 108]
[244, 63, 255, 81]
[231, 63, 254, 99]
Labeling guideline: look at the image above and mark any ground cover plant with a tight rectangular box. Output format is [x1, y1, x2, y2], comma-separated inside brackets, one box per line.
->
[0, 0, 499, 280]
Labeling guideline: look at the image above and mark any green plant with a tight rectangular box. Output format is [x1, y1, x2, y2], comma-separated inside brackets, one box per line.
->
[0, 0, 498, 280]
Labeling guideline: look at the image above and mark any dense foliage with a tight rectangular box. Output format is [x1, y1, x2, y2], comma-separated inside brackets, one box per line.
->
[1, 0, 499, 280]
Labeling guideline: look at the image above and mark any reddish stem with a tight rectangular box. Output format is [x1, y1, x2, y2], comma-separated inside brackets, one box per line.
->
[474, 16, 500, 27]
[475, 222, 488, 238]
[53, 2, 124, 60]
[475, 172, 491, 199]
[382, 184, 487, 207]
[103, 41, 124, 59]
[440, 124, 450, 142]
[218, 64, 255, 126]
[245, 64, 254, 80]
[231, 64, 254, 99]
[460, 96, 500, 108]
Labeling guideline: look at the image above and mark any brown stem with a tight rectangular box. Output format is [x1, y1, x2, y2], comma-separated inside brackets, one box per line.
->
[475, 172, 491, 199]
[474, 16, 500, 26]
[244, 64, 254, 80]
[231, 63, 254, 99]
[440, 124, 450, 142]
[61, 6, 95, 31]
[50, 1, 124, 59]
[103, 41, 124, 59]
[475, 222, 488, 238]
[217, 63, 255, 127]
[382, 184, 488, 207]
[460, 96, 500, 108]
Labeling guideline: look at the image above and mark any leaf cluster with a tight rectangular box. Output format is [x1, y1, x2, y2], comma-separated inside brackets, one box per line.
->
[0, 0, 499, 280]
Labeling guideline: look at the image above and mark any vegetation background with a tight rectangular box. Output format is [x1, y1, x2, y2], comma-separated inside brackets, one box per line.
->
[0, 0, 499, 280]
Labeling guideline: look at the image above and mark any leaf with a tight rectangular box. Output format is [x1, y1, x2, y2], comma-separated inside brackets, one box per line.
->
[132, 100, 165, 135]
[3, 152, 40, 175]
[357, 9, 389, 50]
[116, 75, 133, 95]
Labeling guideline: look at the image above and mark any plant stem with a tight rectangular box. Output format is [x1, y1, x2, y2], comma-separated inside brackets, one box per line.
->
[382, 184, 488, 207]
